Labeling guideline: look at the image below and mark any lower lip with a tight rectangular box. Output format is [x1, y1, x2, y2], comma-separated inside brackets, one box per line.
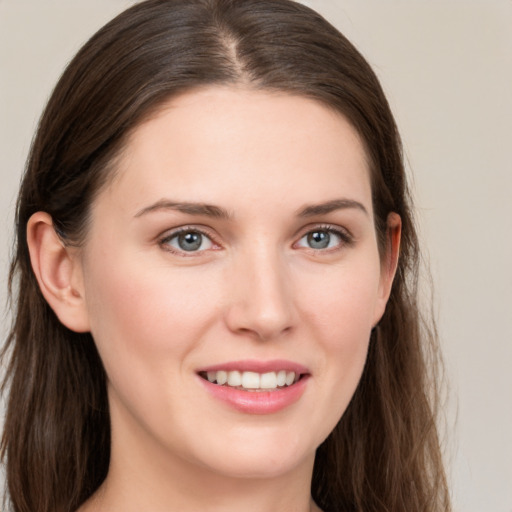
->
[198, 376, 309, 414]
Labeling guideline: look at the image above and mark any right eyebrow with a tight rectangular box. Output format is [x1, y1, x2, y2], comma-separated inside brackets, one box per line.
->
[134, 199, 231, 219]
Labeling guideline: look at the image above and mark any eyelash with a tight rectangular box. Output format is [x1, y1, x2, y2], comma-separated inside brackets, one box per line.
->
[159, 226, 219, 256]
[158, 224, 354, 256]
[294, 224, 354, 252]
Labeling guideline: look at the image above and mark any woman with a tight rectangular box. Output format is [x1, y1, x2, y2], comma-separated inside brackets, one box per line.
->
[1, 0, 451, 511]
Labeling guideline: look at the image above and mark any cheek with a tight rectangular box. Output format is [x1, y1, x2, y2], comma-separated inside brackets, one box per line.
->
[297, 257, 380, 432]
[302, 255, 381, 343]
[81, 252, 227, 449]
[82, 250, 221, 378]
[312, 276, 375, 374]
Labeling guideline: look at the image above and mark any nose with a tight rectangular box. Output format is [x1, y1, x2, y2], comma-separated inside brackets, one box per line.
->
[224, 246, 297, 341]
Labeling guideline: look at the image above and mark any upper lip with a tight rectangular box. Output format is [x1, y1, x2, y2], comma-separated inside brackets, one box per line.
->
[196, 359, 310, 375]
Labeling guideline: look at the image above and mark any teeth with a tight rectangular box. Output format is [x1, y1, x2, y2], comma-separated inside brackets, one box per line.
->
[242, 371, 260, 389]
[276, 370, 286, 387]
[216, 370, 228, 385]
[204, 370, 299, 390]
[227, 370, 242, 387]
[260, 372, 277, 389]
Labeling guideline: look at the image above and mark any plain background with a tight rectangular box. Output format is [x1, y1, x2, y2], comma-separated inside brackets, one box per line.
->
[0, 1, 511, 510]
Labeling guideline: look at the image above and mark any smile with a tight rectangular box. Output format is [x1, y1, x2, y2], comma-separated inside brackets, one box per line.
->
[199, 370, 300, 391]
[196, 360, 310, 414]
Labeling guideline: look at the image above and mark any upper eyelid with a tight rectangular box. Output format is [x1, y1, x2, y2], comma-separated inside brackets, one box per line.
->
[295, 223, 353, 240]
[292, 224, 355, 252]
[158, 227, 220, 257]
[158, 225, 217, 241]
[156, 223, 353, 247]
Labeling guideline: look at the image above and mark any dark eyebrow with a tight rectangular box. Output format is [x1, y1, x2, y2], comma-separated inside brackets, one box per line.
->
[134, 200, 231, 219]
[297, 199, 369, 217]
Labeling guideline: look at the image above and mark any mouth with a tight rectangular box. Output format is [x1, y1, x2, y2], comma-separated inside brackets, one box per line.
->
[196, 361, 310, 414]
[198, 369, 303, 391]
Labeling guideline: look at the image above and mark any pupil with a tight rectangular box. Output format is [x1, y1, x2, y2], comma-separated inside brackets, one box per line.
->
[178, 232, 202, 251]
[308, 231, 330, 249]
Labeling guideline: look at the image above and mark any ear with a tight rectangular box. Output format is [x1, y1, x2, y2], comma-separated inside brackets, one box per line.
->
[373, 212, 401, 326]
[27, 212, 90, 333]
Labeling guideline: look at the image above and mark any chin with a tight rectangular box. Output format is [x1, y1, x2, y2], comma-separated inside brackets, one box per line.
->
[204, 453, 309, 480]
[188, 426, 316, 480]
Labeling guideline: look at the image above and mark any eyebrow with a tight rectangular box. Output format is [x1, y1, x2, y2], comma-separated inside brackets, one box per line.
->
[297, 198, 368, 217]
[135, 197, 368, 220]
[135, 200, 231, 219]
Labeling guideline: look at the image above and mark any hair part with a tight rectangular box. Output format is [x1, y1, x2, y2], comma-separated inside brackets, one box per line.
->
[2, 1, 450, 511]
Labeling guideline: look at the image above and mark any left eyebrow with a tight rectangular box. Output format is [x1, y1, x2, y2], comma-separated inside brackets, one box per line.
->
[297, 198, 369, 217]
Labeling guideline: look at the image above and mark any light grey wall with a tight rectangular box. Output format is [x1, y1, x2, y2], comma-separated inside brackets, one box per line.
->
[1, 1, 511, 511]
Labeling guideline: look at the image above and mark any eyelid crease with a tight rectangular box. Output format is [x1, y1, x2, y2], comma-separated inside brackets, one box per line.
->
[159, 225, 214, 241]
[294, 222, 354, 242]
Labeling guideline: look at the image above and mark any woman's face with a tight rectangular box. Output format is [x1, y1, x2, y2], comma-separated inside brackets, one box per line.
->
[77, 87, 396, 481]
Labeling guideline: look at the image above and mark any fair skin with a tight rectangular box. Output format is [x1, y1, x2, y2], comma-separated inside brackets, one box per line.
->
[27, 87, 400, 512]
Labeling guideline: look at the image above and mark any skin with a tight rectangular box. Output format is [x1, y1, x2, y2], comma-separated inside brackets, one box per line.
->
[28, 87, 400, 512]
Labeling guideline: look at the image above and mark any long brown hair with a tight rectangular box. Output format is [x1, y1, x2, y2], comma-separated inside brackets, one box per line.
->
[1, 1, 450, 511]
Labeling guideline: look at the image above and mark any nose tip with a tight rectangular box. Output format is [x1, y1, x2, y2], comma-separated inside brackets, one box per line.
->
[224, 258, 296, 341]
[228, 305, 293, 341]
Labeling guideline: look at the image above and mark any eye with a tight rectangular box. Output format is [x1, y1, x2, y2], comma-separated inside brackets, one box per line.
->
[161, 229, 214, 253]
[295, 227, 350, 251]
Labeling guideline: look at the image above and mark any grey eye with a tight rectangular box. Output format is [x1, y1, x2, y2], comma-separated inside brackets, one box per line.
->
[178, 232, 202, 251]
[307, 231, 330, 249]
[297, 229, 343, 250]
[165, 231, 213, 252]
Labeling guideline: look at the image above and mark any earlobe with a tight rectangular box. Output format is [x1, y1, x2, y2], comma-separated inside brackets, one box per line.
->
[27, 212, 90, 333]
[373, 212, 402, 325]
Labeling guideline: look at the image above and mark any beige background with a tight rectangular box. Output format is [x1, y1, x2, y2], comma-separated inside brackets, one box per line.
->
[1, 1, 511, 510]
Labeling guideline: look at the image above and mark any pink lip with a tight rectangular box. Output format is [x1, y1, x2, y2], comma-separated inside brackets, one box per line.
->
[197, 359, 309, 374]
[196, 360, 310, 415]
[198, 376, 309, 414]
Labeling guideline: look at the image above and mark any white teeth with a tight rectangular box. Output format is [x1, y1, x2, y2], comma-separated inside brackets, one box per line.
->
[260, 372, 277, 389]
[285, 371, 295, 386]
[227, 370, 242, 387]
[204, 370, 299, 390]
[276, 370, 286, 387]
[241, 371, 260, 389]
[216, 370, 228, 385]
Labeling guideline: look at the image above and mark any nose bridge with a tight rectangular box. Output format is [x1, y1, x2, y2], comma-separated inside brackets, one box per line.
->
[225, 240, 295, 340]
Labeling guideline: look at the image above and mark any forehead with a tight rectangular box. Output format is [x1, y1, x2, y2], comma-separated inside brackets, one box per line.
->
[98, 86, 372, 216]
